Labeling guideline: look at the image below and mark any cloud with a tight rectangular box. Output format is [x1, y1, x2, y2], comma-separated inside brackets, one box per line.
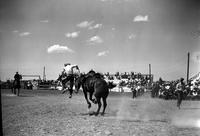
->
[133, 15, 148, 22]
[128, 34, 136, 39]
[12, 30, 18, 33]
[192, 51, 200, 63]
[65, 31, 80, 38]
[89, 24, 102, 30]
[19, 32, 31, 37]
[47, 44, 74, 54]
[97, 50, 109, 57]
[100, 0, 131, 2]
[87, 36, 103, 44]
[77, 21, 94, 28]
[112, 27, 116, 31]
[101, 0, 106, 1]
[40, 20, 49, 23]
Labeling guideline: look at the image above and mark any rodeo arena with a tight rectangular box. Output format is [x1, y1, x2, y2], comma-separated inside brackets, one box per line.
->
[1, 64, 200, 136]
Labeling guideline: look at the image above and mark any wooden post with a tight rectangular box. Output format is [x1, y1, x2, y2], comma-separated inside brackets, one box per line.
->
[149, 64, 151, 82]
[187, 52, 190, 83]
[0, 81, 3, 136]
[43, 66, 46, 81]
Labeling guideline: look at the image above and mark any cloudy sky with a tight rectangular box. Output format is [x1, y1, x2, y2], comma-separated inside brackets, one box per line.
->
[0, 0, 200, 81]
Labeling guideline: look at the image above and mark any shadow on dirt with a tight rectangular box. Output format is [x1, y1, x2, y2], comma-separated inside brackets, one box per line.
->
[79, 111, 108, 116]
[181, 107, 200, 110]
[18, 94, 34, 97]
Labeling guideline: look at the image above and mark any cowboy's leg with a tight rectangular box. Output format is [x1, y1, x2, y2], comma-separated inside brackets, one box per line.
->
[62, 76, 70, 93]
[68, 75, 74, 98]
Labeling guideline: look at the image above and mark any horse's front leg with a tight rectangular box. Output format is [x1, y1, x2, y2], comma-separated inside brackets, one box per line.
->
[89, 91, 97, 104]
[17, 88, 20, 96]
[83, 90, 91, 109]
[14, 88, 16, 95]
[95, 97, 101, 116]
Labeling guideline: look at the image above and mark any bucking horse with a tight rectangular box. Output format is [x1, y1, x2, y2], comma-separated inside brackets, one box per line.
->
[75, 70, 116, 116]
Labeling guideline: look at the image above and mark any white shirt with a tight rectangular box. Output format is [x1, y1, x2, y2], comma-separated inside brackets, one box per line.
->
[63, 64, 79, 75]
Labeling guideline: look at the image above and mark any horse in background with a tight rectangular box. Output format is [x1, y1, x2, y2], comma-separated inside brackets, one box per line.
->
[75, 70, 115, 116]
[11, 80, 21, 96]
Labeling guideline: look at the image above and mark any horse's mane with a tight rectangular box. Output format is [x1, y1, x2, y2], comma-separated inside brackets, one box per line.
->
[93, 73, 104, 79]
[86, 70, 104, 79]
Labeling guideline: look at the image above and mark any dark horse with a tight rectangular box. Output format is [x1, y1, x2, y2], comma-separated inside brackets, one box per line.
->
[75, 71, 115, 116]
[57, 73, 77, 98]
[11, 80, 21, 96]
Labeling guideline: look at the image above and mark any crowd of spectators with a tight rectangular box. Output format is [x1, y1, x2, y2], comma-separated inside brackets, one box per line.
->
[104, 72, 153, 88]
[151, 77, 200, 99]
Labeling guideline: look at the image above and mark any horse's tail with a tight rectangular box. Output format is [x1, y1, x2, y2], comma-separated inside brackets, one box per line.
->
[107, 82, 116, 89]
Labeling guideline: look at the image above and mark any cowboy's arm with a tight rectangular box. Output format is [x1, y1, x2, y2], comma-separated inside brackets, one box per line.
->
[175, 83, 180, 91]
[71, 65, 79, 70]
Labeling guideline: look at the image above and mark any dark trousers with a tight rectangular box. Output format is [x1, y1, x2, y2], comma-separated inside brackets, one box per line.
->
[132, 89, 137, 98]
[177, 91, 183, 108]
[62, 75, 74, 95]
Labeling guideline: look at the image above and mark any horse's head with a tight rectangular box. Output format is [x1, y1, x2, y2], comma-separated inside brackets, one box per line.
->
[74, 74, 85, 93]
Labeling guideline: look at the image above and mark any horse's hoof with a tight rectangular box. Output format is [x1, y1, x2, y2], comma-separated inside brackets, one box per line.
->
[95, 113, 99, 116]
[88, 111, 95, 116]
[101, 113, 105, 116]
[69, 95, 72, 98]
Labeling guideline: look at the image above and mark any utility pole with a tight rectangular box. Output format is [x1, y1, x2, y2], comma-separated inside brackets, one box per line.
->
[149, 64, 151, 82]
[43, 66, 46, 81]
[186, 52, 190, 83]
[0, 81, 3, 136]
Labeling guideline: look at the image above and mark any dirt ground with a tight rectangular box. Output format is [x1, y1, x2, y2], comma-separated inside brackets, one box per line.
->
[2, 89, 200, 136]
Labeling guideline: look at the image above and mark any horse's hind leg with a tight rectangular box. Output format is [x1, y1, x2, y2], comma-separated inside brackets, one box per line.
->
[101, 97, 107, 116]
[95, 97, 101, 116]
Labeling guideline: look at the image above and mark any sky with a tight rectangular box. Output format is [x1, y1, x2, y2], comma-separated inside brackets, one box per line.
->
[0, 0, 200, 81]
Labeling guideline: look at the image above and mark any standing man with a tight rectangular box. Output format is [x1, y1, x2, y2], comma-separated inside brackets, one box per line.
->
[175, 78, 185, 109]
[60, 63, 80, 98]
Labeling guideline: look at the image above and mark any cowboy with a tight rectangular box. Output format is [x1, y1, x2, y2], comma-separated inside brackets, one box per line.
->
[175, 78, 185, 109]
[62, 63, 80, 76]
[60, 63, 80, 98]
[14, 72, 21, 81]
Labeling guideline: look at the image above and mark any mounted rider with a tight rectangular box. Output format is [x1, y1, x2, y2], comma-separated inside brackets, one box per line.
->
[13, 72, 22, 96]
[59, 63, 80, 98]
[14, 72, 22, 88]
